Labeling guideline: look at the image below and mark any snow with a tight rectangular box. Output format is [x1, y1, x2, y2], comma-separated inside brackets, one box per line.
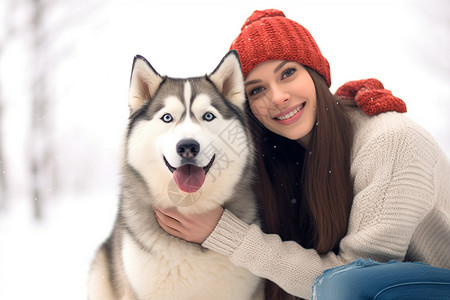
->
[0, 192, 117, 299]
[0, 0, 449, 299]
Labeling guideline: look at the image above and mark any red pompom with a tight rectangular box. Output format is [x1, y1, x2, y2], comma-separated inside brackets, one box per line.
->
[241, 9, 286, 30]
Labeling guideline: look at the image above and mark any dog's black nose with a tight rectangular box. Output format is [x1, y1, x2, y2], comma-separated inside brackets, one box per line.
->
[176, 139, 200, 159]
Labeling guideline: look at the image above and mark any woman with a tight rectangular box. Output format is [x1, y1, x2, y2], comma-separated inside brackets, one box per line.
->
[155, 9, 450, 300]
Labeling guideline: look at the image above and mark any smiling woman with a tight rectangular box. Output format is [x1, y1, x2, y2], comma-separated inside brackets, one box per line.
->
[245, 60, 318, 146]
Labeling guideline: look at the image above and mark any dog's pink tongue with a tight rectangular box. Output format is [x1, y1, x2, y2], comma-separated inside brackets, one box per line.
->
[173, 164, 205, 193]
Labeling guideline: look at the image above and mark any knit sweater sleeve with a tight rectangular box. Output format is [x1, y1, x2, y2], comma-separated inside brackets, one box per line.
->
[202, 209, 344, 298]
[203, 112, 438, 299]
[339, 112, 437, 262]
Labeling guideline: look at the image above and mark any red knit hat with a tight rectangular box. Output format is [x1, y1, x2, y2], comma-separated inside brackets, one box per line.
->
[230, 9, 331, 86]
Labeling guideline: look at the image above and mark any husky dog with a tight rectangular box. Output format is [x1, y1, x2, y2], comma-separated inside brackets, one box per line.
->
[88, 51, 263, 300]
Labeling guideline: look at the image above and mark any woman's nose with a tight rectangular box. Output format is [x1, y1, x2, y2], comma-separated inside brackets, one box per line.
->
[270, 85, 289, 106]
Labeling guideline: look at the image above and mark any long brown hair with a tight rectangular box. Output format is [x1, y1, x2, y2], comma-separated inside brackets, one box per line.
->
[247, 68, 354, 300]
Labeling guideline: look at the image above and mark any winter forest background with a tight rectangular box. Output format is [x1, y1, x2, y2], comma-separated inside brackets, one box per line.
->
[0, 0, 449, 299]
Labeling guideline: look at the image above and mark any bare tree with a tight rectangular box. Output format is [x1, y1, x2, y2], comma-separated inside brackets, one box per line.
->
[0, 93, 6, 211]
[0, 0, 20, 210]
[26, 0, 105, 219]
[28, 0, 53, 219]
[0, 71, 6, 211]
[1, 0, 105, 218]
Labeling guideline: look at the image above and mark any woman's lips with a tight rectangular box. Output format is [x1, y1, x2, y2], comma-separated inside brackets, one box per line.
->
[272, 103, 306, 125]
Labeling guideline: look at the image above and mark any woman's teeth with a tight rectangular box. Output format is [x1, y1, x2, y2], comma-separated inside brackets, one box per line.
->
[276, 104, 304, 120]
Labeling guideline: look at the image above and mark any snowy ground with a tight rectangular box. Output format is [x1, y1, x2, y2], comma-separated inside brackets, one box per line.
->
[0, 192, 117, 299]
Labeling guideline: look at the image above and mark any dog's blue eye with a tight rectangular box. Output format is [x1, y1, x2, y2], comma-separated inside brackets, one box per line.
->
[161, 113, 173, 123]
[203, 112, 215, 122]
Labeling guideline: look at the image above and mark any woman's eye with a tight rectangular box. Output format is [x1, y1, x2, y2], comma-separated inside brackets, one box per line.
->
[281, 68, 296, 79]
[203, 112, 216, 121]
[249, 86, 265, 96]
[161, 113, 173, 123]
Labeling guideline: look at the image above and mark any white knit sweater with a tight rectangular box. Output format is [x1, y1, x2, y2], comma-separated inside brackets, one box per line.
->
[202, 110, 450, 299]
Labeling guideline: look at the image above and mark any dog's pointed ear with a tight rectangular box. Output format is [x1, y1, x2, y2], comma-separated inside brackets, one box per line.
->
[209, 50, 246, 110]
[128, 55, 163, 115]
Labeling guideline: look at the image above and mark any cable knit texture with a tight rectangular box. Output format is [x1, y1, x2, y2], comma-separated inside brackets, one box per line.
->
[202, 210, 249, 256]
[202, 109, 450, 299]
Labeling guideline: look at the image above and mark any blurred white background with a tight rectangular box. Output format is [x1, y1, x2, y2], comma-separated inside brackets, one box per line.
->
[0, 0, 449, 299]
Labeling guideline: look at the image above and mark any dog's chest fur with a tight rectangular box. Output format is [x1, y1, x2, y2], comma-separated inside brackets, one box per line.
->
[122, 233, 260, 300]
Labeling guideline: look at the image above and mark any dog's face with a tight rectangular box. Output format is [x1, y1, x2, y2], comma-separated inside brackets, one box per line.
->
[126, 51, 252, 210]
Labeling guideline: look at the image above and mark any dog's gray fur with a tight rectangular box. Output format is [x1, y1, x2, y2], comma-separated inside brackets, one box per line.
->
[88, 51, 263, 300]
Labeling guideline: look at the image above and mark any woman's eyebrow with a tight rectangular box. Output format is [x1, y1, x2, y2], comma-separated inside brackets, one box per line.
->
[245, 79, 261, 86]
[273, 61, 289, 74]
[245, 61, 289, 87]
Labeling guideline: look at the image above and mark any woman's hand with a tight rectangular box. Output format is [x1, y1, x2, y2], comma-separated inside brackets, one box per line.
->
[155, 206, 224, 244]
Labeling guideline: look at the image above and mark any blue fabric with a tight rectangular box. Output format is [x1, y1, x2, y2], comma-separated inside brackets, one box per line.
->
[312, 259, 450, 300]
